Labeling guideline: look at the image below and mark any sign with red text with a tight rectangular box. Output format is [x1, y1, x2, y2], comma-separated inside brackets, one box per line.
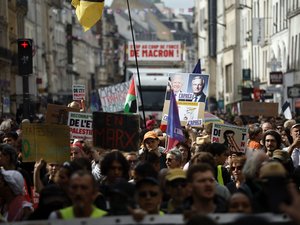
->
[73, 84, 85, 101]
[93, 112, 140, 152]
[68, 112, 93, 141]
[211, 123, 248, 153]
[98, 81, 130, 112]
[127, 41, 182, 62]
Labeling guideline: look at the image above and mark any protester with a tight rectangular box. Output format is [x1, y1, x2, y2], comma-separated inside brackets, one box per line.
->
[162, 168, 189, 213]
[49, 170, 107, 219]
[228, 191, 252, 213]
[284, 123, 300, 167]
[0, 168, 33, 221]
[177, 163, 228, 215]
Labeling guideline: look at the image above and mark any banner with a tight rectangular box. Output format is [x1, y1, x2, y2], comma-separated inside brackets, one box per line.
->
[68, 112, 93, 141]
[73, 84, 85, 101]
[93, 112, 140, 152]
[161, 73, 209, 127]
[22, 123, 70, 163]
[211, 123, 248, 153]
[98, 81, 130, 112]
[127, 41, 182, 62]
[45, 104, 80, 125]
[238, 101, 278, 117]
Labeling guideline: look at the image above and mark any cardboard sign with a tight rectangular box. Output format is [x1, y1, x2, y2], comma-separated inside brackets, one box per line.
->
[72, 84, 85, 100]
[93, 112, 140, 152]
[45, 104, 80, 125]
[211, 123, 248, 153]
[22, 123, 70, 163]
[98, 81, 130, 112]
[68, 112, 93, 141]
[239, 101, 278, 117]
[127, 41, 182, 62]
[161, 73, 209, 127]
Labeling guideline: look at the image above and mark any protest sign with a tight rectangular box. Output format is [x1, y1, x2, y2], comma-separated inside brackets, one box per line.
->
[22, 123, 70, 163]
[68, 112, 93, 140]
[45, 104, 80, 125]
[73, 84, 85, 100]
[161, 73, 209, 127]
[211, 123, 248, 153]
[93, 112, 140, 152]
[239, 101, 278, 117]
[98, 81, 130, 112]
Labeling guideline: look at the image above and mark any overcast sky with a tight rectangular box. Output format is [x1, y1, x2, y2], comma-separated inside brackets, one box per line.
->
[105, 0, 194, 9]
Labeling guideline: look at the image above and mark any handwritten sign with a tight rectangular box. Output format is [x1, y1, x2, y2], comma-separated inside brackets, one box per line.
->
[73, 84, 85, 101]
[93, 112, 140, 152]
[45, 104, 80, 125]
[211, 123, 248, 153]
[22, 123, 70, 163]
[68, 112, 93, 140]
[98, 81, 130, 112]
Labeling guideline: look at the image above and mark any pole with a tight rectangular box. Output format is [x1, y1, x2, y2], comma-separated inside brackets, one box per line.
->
[126, 0, 147, 129]
[22, 75, 30, 119]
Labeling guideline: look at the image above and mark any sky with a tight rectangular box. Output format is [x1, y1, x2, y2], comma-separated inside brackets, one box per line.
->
[105, 0, 194, 10]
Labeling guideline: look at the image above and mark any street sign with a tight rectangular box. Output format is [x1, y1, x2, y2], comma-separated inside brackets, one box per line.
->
[269, 71, 283, 85]
[266, 86, 282, 93]
[287, 86, 300, 98]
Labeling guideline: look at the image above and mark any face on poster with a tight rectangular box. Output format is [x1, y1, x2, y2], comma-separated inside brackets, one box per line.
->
[162, 73, 209, 127]
[211, 123, 248, 153]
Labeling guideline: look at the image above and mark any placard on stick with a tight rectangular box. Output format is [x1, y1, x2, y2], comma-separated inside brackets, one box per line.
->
[22, 123, 70, 163]
[211, 123, 248, 153]
[93, 112, 140, 152]
[73, 84, 85, 101]
[68, 112, 93, 141]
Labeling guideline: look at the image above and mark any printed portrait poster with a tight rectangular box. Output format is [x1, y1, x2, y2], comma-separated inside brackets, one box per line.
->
[98, 81, 130, 112]
[161, 73, 210, 127]
[68, 112, 93, 141]
[211, 123, 248, 153]
[72, 84, 85, 101]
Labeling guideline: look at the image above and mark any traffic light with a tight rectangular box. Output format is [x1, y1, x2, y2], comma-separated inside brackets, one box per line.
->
[18, 39, 33, 75]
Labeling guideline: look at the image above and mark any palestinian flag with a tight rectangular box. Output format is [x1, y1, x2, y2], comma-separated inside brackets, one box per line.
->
[71, 0, 104, 32]
[124, 78, 137, 113]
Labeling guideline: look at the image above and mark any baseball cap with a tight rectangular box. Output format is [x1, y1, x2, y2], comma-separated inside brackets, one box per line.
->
[291, 123, 300, 130]
[165, 168, 186, 182]
[1, 168, 24, 195]
[135, 177, 159, 189]
[259, 161, 286, 179]
[143, 131, 158, 142]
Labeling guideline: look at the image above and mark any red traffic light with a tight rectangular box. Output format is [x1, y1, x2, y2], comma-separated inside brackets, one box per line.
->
[20, 41, 29, 48]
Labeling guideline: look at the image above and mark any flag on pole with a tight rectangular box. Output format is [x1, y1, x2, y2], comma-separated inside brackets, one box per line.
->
[282, 101, 292, 119]
[193, 59, 202, 73]
[165, 90, 185, 153]
[71, 0, 105, 32]
[124, 77, 137, 114]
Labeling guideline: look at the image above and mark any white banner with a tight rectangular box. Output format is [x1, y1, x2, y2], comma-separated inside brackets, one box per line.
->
[127, 41, 182, 62]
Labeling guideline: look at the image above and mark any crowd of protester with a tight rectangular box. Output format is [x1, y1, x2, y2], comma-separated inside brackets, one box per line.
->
[0, 112, 300, 225]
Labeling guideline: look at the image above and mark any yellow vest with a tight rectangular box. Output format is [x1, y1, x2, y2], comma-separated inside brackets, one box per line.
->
[59, 206, 107, 219]
[217, 165, 224, 185]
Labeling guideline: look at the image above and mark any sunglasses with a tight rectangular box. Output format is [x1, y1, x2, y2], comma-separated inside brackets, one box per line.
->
[231, 166, 243, 171]
[170, 181, 187, 188]
[138, 191, 159, 198]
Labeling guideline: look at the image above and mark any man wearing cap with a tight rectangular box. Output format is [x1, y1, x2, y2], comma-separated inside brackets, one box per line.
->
[283, 123, 300, 167]
[139, 131, 166, 169]
[162, 168, 189, 213]
[0, 168, 33, 221]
